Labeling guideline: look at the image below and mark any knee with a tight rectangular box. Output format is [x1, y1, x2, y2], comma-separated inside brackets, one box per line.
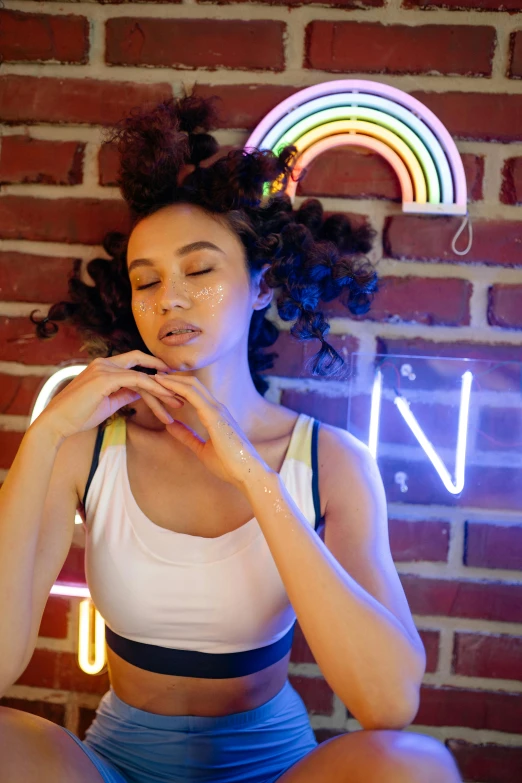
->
[0, 704, 40, 728]
[0, 704, 25, 729]
[0, 704, 60, 748]
[360, 730, 462, 783]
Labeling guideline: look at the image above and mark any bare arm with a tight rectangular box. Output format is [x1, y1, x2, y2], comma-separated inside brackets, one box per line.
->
[0, 350, 182, 695]
[238, 425, 426, 730]
[0, 418, 78, 694]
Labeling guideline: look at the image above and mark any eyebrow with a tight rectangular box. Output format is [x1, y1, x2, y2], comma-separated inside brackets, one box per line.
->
[128, 241, 225, 275]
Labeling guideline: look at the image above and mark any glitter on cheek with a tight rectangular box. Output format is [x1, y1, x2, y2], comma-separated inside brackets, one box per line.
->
[191, 284, 225, 320]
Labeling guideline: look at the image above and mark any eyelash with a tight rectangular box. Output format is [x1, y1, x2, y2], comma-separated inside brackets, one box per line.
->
[136, 269, 212, 291]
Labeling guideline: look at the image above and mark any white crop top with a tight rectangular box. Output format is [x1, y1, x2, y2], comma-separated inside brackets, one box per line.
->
[80, 411, 323, 679]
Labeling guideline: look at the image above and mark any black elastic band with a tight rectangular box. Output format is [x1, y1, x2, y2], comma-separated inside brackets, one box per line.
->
[311, 419, 322, 530]
[82, 424, 105, 508]
[104, 621, 297, 679]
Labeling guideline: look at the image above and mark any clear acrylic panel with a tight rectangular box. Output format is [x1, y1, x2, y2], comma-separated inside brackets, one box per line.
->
[346, 353, 522, 511]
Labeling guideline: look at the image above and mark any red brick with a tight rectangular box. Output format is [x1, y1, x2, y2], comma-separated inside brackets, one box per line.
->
[0, 697, 65, 725]
[0, 75, 172, 125]
[0, 196, 129, 244]
[298, 146, 403, 202]
[58, 545, 87, 585]
[328, 276, 471, 326]
[350, 395, 471, 451]
[268, 331, 359, 380]
[0, 136, 84, 186]
[465, 521, 522, 571]
[414, 685, 522, 734]
[0, 373, 47, 416]
[509, 30, 522, 79]
[476, 404, 522, 453]
[446, 740, 522, 783]
[290, 621, 316, 664]
[410, 91, 522, 142]
[0, 316, 87, 365]
[384, 215, 522, 267]
[289, 674, 335, 716]
[191, 83, 297, 129]
[0, 431, 24, 470]
[305, 22, 495, 77]
[375, 337, 522, 391]
[296, 148, 483, 203]
[500, 157, 522, 205]
[488, 284, 522, 328]
[380, 456, 522, 511]
[0, 10, 89, 64]
[281, 389, 351, 429]
[463, 154, 484, 201]
[389, 519, 450, 562]
[453, 632, 522, 680]
[0, 251, 75, 302]
[78, 706, 98, 740]
[15, 648, 109, 694]
[106, 18, 285, 71]
[404, 0, 522, 8]
[98, 142, 120, 187]
[418, 629, 439, 673]
[343, 392, 373, 445]
[401, 575, 522, 623]
[39, 596, 69, 639]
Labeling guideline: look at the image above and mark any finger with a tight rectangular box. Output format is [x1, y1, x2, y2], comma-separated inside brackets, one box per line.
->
[140, 389, 181, 424]
[115, 371, 183, 401]
[154, 375, 216, 408]
[102, 350, 171, 372]
[107, 388, 141, 417]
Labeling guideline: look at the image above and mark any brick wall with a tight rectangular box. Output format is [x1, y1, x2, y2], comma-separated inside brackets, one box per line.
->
[0, 1, 521, 782]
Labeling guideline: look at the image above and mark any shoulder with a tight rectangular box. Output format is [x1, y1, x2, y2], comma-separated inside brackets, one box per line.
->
[318, 419, 373, 467]
[316, 420, 383, 516]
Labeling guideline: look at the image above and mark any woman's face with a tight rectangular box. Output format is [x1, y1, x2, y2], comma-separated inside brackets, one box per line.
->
[127, 202, 266, 372]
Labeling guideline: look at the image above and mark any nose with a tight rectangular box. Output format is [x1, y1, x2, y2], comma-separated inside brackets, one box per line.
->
[157, 278, 191, 312]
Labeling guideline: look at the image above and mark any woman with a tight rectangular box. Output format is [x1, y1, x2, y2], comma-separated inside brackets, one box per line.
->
[0, 92, 462, 782]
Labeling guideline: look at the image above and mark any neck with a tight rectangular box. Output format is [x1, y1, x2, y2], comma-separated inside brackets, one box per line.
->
[159, 341, 271, 440]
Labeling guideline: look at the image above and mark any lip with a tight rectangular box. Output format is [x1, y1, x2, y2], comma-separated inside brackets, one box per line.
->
[157, 320, 201, 340]
[160, 331, 200, 346]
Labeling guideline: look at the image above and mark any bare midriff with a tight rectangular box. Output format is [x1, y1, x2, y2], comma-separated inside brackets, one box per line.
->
[107, 645, 292, 716]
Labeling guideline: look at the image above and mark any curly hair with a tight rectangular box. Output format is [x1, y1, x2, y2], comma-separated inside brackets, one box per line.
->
[31, 89, 378, 399]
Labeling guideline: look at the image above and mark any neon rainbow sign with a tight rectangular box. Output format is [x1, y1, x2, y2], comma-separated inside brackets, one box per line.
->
[245, 79, 468, 216]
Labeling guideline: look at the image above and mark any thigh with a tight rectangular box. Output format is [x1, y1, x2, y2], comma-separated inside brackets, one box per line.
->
[276, 729, 462, 783]
[0, 706, 120, 783]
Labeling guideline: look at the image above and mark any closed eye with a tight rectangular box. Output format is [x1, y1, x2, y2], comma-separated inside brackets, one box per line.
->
[136, 269, 212, 290]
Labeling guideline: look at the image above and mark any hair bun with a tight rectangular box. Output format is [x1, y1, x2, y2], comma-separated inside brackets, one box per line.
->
[188, 132, 219, 167]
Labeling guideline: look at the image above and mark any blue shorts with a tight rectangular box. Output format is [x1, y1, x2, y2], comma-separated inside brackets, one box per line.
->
[61, 679, 319, 783]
